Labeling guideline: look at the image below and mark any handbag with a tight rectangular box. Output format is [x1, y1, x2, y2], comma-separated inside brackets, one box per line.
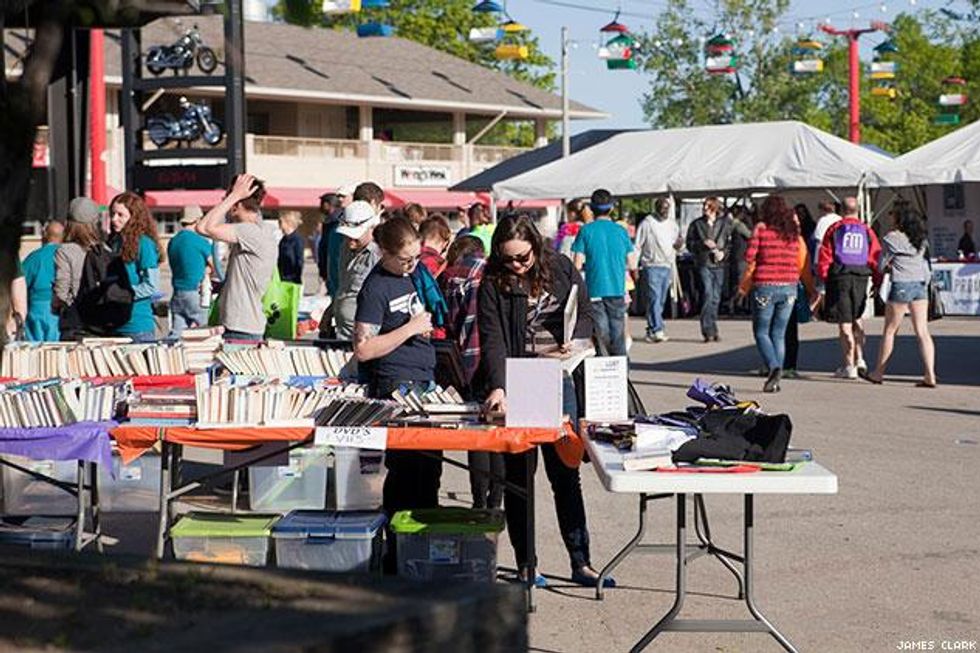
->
[262, 268, 302, 340]
[927, 278, 944, 321]
[877, 272, 892, 305]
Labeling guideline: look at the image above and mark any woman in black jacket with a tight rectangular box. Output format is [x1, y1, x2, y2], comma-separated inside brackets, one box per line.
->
[478, 213, 613, 588]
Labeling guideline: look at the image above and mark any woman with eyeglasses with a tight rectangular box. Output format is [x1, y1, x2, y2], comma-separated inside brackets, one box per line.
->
[478, 213, 613, 588]
[353, 217, 442, 538]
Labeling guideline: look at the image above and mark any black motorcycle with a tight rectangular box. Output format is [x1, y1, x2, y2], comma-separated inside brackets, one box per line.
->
[146, 97, 223, 147]
[145, 26, 217, 76]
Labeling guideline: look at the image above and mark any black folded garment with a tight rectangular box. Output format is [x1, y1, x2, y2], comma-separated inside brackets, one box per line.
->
[672, 408, 792, 464]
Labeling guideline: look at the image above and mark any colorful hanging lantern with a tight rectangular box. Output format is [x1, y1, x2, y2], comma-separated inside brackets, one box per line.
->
[357, 22, 394, 37]
[472, 0, 504, 11]
[936, 76, 968, 125]
[360, 0, 389, 7]
[870, 39, 898, 99]
[323, 0, 362, 14]
[705, 34, 738, 74]
[495, 20, 530, 60]
[791, 37, 824, 75]
[597, 11, 637, 70]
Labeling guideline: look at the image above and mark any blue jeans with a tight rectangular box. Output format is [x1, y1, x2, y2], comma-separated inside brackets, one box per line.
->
[223, 329, 265, 341]
[698, 266, 726, 338]
[751, 284, 797, 371]
[643, 265, 672, 335]
[170, 289, 206, 337]
[126, 331, 158, 344]
[591, 296, 627, 356]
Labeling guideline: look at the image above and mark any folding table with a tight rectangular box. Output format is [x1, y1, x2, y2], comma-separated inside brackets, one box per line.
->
[584, 433, 838, 653]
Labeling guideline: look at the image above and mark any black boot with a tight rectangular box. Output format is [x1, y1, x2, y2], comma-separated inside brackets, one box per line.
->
[763, 368, 782, 393]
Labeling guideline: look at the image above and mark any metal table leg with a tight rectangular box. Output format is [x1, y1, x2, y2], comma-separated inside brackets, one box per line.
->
[74, 461, 86, 551]
[90, 461, 103, 553]
[596, 493, 672, 600]
[693, 494, 745, 599]
[231, 469, 240, 514]
[156, 441, 172, 560]
[525, 450, 537, 613]
[743, 495, 798, 653]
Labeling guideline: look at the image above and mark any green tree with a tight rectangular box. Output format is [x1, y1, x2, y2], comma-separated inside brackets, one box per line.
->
[273, 0, 556, 145]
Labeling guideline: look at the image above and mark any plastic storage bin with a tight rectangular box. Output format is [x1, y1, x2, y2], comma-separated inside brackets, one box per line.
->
[271, 510, 386, 572]
[170, 513, 278, 566]
[100, 452, 161, 512]
[249, 447, 329, 512]
[0, 516, 75, 550]
[330, 447, 385, 511]
[1, 456, 78, 516]
[390, 508, 505, 583]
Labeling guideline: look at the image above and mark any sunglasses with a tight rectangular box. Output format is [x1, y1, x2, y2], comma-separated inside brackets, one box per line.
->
[502, 248, 534, 266]
[394, 253, 420, 266]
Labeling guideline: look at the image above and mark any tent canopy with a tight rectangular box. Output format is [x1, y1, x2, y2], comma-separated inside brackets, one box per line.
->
[450, 130, 628, 192]
[870, 119, 980, 187]
[492, 121, 891, 200]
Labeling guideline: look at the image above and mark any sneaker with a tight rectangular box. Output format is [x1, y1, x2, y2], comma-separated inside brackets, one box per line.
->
[856, 359, 868, 375]
[783, 368, 800, 379]
[834, 365, 858, 380]
[653, 331, 669, 343]
[643, 333, 656, 343]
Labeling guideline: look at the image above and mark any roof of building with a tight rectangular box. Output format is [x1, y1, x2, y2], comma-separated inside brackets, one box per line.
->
[98, 17, 605, 120]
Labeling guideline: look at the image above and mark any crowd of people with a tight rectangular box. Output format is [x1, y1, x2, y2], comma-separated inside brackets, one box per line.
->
[7, 175, 941, 585]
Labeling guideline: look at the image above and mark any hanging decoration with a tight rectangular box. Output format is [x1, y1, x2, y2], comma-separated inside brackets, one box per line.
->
[705, 33, 738, 75]
[495, 20, 530, 60]
[597, 11, 637, 70]
[870, 39, 898, 98]
[356, 0, 393, 38]
[936, 76, 968, 125]
[469, 0, 503, 43]
[323, 0, 362, 14]
[791, 37, 824, 75]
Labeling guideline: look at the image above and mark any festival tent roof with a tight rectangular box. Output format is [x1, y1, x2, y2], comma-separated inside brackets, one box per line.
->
[869, 119, 980, 187]
[491, 121, 891, 200]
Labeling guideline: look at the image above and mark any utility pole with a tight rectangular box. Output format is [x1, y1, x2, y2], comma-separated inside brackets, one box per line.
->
[819, 22, 885, 144]
[561, 26, 570, 159]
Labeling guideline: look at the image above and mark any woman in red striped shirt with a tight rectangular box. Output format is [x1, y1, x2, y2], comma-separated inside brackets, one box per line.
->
[742, 195, 816, 392]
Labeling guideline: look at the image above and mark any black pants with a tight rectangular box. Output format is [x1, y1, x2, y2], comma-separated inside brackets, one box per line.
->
[504, 443, 590, 573]
[784, 307, 800, 370]
[468, 451, 505, 510]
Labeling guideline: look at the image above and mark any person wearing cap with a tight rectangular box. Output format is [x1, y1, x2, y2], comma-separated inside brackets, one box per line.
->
[571, 188, 637, 356]
[21, 221, 64, 341]
[326, 199, 382, 340]
[318, 183, 355, 298]
[53, 196, 104, 340]
[197, 173, 277, 340]
[168, 205, 214, 337]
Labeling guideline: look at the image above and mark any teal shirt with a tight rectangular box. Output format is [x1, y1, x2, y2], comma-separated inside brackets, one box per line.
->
[571, 219, 634, 299]
[118, 235, 160, 336]
[22, 243, 59, 341]
[167, 229, 212, 291]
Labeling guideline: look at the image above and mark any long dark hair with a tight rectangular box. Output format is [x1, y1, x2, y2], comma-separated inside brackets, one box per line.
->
[895, 210, 927, 251]
[794, 202, 816, 240]
[110, 192, 165, 263]
[761, 195, 800, 241]
[485, 213, 555, 297]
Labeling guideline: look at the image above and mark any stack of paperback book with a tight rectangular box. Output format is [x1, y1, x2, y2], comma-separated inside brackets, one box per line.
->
[215, 344, 353, 378]
[1, 340, 191, 379]
[126, 386, 197, 426]
[0, 379, 127, 428]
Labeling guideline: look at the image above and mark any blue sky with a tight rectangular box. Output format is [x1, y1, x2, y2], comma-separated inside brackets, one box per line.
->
[514, 0, 958, 132]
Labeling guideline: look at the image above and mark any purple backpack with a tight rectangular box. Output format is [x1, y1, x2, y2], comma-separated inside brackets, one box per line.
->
[833, 222, 870, 268]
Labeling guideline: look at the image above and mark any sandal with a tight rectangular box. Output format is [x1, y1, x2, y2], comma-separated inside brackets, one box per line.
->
[915, 381, 937, 388]
[858, 370, 882, 385]
[571, 566, 616, 588]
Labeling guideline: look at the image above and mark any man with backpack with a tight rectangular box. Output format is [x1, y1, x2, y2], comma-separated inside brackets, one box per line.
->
[817, 196, 881, 380]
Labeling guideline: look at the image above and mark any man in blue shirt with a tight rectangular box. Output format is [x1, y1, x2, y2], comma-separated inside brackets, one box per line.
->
[571, 189, 636, 356]
[167, 205, 213, 336]
[22, 221, 64, 341]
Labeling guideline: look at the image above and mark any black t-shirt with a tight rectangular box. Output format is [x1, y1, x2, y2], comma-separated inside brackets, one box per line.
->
[355, 264, 435, 383]
[959, 233, 976, 256]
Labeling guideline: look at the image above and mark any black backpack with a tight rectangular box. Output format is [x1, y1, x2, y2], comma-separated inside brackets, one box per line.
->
[75, 244, 135, 335]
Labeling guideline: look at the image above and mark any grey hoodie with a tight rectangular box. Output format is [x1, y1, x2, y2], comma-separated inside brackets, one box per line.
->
[881, 230, 929, 284]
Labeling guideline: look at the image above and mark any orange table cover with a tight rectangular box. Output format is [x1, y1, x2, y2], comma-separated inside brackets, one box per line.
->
[112, 423, 582, 466]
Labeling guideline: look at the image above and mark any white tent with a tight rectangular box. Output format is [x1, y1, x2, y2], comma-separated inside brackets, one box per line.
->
[870, 119, 980, 187]
[492, 121, 891, 200]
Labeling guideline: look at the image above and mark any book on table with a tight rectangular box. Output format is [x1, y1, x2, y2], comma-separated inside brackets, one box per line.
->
[621, 448, 674, 472]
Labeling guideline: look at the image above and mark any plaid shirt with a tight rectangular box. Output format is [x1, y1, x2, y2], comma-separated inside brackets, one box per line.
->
[439, 255, 485, 384]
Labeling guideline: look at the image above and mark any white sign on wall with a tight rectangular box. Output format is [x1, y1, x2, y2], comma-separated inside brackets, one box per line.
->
[394, 165, 452, 187]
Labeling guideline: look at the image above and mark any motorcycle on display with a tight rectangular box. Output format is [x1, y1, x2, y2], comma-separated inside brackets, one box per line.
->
[146, 97, 223, 147]
[145, 26, 218, 76]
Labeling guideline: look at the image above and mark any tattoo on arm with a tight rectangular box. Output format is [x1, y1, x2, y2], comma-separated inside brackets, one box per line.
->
[354, 323, 381, 348]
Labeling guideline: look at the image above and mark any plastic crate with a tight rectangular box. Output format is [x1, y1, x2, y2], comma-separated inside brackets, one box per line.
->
[330, 447, 385, 511]
[170, 512, 278, 567]
[1, 456, 78, 516]
[0, 516, 75, 550]
[248, 447, 329, 513]
[390, 508, 504, 583]
[271, 510, 386, 572]
[100, 452, 161, 512]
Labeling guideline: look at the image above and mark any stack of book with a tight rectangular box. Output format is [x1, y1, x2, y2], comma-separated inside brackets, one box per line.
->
[194, 375, 369, 427]
[390, 384, 480, 415]
[180, 327, 224, 374]
[0, 379, 126, 428]
[126, 386, 197, 426]
[215, 344, 353, 377]
[1, 341, 191, 379]
[313, 396, 404, 427]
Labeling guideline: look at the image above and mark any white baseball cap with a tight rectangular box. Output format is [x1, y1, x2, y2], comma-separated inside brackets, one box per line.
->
[336, 200, 380, 239]
[336, 183, 357, 198]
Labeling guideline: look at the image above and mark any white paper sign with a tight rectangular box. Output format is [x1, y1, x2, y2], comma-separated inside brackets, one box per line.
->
[315, 426, 388, 450]
[584, 356, 629, 422]
[505, 358, 563, 428]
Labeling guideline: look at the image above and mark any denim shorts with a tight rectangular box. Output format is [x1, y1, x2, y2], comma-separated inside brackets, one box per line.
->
[888, 281, 927, 303]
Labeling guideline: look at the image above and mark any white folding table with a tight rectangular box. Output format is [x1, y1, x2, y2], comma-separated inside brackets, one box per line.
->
[584, 434, 838, 653]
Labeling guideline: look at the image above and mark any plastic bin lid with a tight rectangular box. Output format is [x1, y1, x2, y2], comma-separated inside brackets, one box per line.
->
[170, 513, 279, 538]
[271, 510, 386, 539]
[390, 508, 504, 535]
[0, 517, 75, 542]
